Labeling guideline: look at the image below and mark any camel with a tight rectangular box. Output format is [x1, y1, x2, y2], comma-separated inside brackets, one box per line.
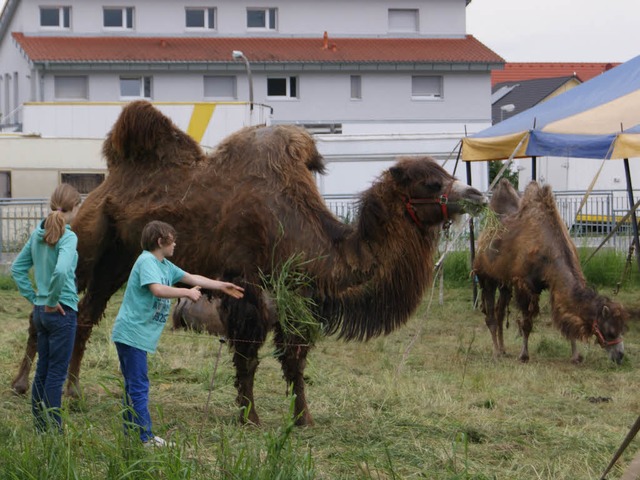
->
[473, 179, 628, 364]
[12, 100, 486, 425]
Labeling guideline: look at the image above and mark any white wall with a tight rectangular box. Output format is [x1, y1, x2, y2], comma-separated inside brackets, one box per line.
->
[518, 156, 640, 192]
[12, 0, 467, 37]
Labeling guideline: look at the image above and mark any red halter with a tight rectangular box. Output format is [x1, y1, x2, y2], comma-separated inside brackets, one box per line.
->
[592, 319, 623, 347]
[402, 183, 453, 228]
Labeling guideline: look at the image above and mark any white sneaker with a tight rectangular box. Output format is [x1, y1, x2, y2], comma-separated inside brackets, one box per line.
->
[143, 436, 175, 448]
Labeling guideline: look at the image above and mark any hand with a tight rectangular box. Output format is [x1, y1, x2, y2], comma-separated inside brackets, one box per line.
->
[220, 282, 245, 299]
[44, 304, 65, 315]
[186, 286, 202, 302]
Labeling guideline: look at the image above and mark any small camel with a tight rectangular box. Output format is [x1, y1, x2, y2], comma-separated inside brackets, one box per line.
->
[473, 179, 627, 364]
[12, 101, 486, 425]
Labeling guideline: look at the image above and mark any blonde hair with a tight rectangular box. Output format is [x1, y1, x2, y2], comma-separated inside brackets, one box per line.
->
[43, 183, 81, 246]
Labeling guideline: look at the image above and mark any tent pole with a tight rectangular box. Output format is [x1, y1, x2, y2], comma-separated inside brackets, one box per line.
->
[623, 158, 640, 273]
[531, 156, 537, 181]
[466, 160, 478, 305]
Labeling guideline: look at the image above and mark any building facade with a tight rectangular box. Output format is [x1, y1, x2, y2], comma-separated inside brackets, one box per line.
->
[0, 0, 503, 197]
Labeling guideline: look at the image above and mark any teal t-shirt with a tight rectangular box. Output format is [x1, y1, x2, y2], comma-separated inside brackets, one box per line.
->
[11, 222, 79, 310]
[111, 251, 186, 353]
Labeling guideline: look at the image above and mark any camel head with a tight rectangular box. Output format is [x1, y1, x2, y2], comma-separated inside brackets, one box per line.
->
[389, 156, 487, 229]
[592, 299, 628, 364]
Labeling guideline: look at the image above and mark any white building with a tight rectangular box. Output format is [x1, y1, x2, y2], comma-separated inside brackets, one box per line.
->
[0, 0, 503, 197]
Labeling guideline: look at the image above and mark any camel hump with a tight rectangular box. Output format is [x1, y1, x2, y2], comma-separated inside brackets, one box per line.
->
[102, 100, 205, 170]
[490, 178, 520, 216]
[215, 124, 327, 175]
[521, 181, 556, 212]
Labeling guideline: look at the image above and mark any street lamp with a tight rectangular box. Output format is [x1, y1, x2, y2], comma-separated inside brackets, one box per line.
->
[500, 103, 515, 122]
[232, 50, 254, 111]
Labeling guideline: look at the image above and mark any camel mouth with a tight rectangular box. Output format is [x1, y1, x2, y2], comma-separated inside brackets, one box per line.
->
[457, 193, 488, 217]
[607, 342, 624, 364]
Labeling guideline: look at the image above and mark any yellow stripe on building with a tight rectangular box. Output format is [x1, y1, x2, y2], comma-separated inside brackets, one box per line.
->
[187, 103, 217, 143]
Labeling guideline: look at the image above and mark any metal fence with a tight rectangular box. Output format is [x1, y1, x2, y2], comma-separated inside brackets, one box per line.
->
[1, 191, 639, 259]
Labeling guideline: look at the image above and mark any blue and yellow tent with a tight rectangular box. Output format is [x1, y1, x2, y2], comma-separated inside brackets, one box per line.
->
[461, 54, 640, 271]
[461, 54, 640, 162]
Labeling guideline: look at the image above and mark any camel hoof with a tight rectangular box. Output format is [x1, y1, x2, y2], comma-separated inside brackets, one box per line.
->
[295, 412, 314, 427]
[239, 408, 261, 427]
[65, 383, 81, 399]
[571, 354, 584, 364]
[11, 381, 28, 396]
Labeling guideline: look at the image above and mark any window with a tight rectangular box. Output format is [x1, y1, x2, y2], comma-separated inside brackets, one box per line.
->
[186, 8, 215, 29]
[350, 75, 362, 100]
[388, 9, 418, 33]
[40, 6, 71, 28]
[411, 76, 442, 99]
[119, 76, 152, 99]
[61, 173, 105, 195]
[54, 76, 88, 100]
[0, 171, 10, 197]
[247, 8, 277, 30]
[103, 7, 134, 29]
[267, 77, 297, 98]
[204, 76, 236, 99]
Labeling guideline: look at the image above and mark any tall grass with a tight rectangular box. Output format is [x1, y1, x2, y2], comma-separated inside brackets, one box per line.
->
[0, 271, 639, 478]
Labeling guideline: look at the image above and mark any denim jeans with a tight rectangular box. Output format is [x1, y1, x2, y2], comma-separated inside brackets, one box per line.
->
[31, 304, 77, 433]
[115, 342, 154, 442]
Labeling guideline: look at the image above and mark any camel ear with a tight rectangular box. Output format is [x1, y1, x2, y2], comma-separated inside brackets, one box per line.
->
[602, 305, 610, 319]
[389, 165, 409, 186]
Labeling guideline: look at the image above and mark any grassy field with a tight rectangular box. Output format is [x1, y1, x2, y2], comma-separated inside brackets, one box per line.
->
[0, 279, 639, 479]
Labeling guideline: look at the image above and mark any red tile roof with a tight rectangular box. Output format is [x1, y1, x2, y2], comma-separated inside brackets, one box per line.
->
[12, 32, 504, 65]
[491, 62, 619, 86]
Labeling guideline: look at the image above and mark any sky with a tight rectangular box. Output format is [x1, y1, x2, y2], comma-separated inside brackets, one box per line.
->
[1, 0, 638, 64]
[466, 0, 640, 63]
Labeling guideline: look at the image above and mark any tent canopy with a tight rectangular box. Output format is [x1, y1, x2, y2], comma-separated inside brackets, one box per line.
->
[462, 54, 640, 162]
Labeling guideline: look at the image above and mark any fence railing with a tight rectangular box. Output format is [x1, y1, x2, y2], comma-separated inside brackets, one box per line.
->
[1, 190, 639, 259]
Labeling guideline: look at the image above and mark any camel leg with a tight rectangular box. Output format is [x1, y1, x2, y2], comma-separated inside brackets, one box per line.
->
[515, 289, 538, 363]
[570, 339, 584, 364]
[495, 286, 512, 356]
[224, 283, 269, 426]
[478, 277, 502, 358]
[11, 310, 37, 395]
[232, 343, 262, 425]
[273, 326, 314, 426]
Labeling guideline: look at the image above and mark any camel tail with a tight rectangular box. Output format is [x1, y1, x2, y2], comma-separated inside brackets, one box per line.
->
[102, 100, 205, 170]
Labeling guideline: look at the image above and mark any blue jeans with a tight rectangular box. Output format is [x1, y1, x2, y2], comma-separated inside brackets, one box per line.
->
[31, 304, 77, 433]
[115, 342, 154, 442]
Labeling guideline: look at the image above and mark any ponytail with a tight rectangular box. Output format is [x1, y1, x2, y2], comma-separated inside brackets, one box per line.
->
[43, 183, 81, 246]
[43, 211, 67, 246]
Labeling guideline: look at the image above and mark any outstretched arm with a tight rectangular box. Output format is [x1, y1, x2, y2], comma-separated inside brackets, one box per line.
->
[148, 283, 203, 302]
[180, 273, 245, 299]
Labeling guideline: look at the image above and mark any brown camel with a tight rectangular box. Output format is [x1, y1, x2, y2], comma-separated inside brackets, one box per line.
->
[473, 179, 627, 364]
[12, 100, 486, 425]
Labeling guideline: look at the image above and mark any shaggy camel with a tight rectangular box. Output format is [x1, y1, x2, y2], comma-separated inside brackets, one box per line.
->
[473, 179, 627, 364]
[12, 100, 486, 425]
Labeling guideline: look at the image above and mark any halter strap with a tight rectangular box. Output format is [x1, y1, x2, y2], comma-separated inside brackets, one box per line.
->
[402, 183, 453, 229]
[592, 319, 623, 347]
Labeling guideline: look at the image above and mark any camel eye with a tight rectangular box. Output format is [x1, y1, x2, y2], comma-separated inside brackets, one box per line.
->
[422, 181, 442, 194]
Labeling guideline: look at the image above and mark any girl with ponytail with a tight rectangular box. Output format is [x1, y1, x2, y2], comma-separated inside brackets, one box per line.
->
[11, 183, 82, 433]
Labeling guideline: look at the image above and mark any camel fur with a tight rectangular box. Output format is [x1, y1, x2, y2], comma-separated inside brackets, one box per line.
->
[12, 100, 486, 425]
[473, 179, 628, 364]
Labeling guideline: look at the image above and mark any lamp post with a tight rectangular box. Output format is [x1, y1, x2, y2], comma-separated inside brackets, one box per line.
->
[500, 103, 515, 122]
[232, 50, 254, 111]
